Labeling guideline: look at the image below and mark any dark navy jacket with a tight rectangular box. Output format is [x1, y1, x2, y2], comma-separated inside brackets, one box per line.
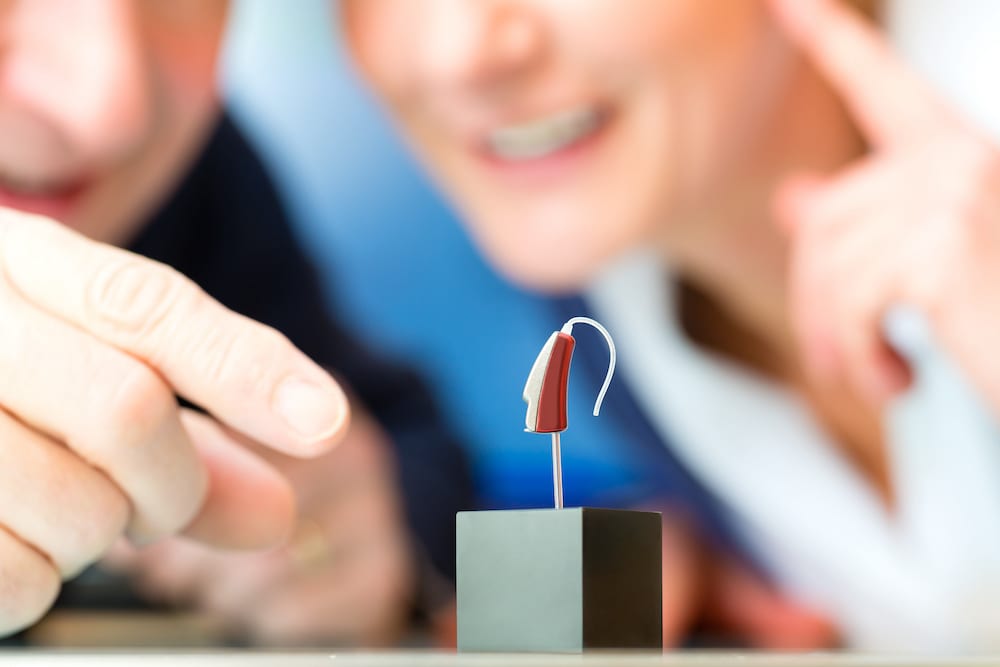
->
[43, 115, 474, 622]
[127, 115, 473, 584]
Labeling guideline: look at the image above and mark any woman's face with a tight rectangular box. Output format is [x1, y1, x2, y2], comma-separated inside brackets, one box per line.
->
[344, 1, 797, 291]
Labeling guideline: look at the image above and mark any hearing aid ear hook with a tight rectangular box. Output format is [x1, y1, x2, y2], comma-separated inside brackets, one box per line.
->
[559, 316, 616, 417]
[522, 316, 616, 509]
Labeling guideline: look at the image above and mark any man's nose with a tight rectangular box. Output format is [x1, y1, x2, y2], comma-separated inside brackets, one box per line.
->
[0, 0, 151, 164]
[416, 0, 546, 93]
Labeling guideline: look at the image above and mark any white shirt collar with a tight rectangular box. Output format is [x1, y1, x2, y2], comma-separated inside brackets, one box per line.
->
[585, 250, 1000, 651]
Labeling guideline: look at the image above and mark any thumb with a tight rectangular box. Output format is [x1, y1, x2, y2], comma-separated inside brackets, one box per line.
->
[180, 409, 298, 550]
[774, 174, 827, 232]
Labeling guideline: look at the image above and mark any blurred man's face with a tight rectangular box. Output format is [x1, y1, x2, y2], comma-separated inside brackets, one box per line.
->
[344, 1, 798, 292]
[0, 0, 228, 244]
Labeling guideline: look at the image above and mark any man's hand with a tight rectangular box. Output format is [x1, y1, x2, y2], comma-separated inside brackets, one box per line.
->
[104, 407, 415, 647]
[770, 0, 1000, 411]
[0, 209, 350, 635]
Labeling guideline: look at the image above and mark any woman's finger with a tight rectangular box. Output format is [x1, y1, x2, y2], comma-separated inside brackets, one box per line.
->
[830, 251, 909, 405]
[784, 203, 844, 383]
[779, 158, 894, 230]
[778, 162, 912, 398]
[767, 0, 952, 148]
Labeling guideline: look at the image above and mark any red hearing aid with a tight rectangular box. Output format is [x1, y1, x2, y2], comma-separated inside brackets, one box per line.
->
[522, 317, 616, 508]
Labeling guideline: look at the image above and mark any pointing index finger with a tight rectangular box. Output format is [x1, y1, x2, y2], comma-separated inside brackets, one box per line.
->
[768, 0, 953, 147]
[0, 212, 350, 458]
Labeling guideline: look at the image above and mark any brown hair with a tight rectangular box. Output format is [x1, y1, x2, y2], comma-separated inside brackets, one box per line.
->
[855, 0, 882, 20]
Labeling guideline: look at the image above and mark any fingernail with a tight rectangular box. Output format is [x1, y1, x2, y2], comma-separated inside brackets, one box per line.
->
[273, 376, 349, 444]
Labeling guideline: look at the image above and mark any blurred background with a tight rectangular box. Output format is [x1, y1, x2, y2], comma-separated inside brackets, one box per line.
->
[222, 0, 652, 511]
[221, 0, 1000, 513]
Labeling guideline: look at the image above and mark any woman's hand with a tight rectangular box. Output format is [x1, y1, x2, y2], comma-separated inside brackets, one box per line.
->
[104, 407, 416, 647]
[0, 210, 350, 635]
[770, 0, 1000, 409]
[659, 514, 836, 649]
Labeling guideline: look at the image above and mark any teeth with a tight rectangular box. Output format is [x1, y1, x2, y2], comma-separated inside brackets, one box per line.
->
[488, 108, 600, 161]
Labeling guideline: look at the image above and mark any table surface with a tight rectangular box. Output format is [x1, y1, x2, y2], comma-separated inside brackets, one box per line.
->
[3, 652, 1000, 666]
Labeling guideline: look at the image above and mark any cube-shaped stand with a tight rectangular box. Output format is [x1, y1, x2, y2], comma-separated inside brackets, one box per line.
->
[456, 507, 662, 652]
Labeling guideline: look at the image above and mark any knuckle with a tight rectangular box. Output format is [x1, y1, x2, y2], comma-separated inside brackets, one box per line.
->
[0, 534, 60, 634]
[62, 485, 130, 578]
[803, 208, 836, 243]
[86, 255, 190, 344]
[943, 137, 997, 201]
[0, 289, 33, 378]
[952, 133, 994, 168]
[0, 413, 126, 579]
[93, 361, 176, 452]
[35, 456, 129, 578]
[185, 318, 281, 395]
[904, 221, 954, 317]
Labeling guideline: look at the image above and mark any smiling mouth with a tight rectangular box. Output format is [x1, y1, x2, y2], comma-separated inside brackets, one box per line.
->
[484, 107, 607, 162]
[0, 172, 89, 221]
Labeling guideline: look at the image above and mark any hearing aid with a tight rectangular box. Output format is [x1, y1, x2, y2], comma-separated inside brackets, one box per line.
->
[522, 316, 616, 508]
[456, 316, 661, 653]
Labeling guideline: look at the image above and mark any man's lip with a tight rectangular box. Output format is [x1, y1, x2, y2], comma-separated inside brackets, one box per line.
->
[0, 179, 89, 222]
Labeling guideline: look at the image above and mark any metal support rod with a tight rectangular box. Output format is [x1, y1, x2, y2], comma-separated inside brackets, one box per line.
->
[551, 432, 564, 509]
